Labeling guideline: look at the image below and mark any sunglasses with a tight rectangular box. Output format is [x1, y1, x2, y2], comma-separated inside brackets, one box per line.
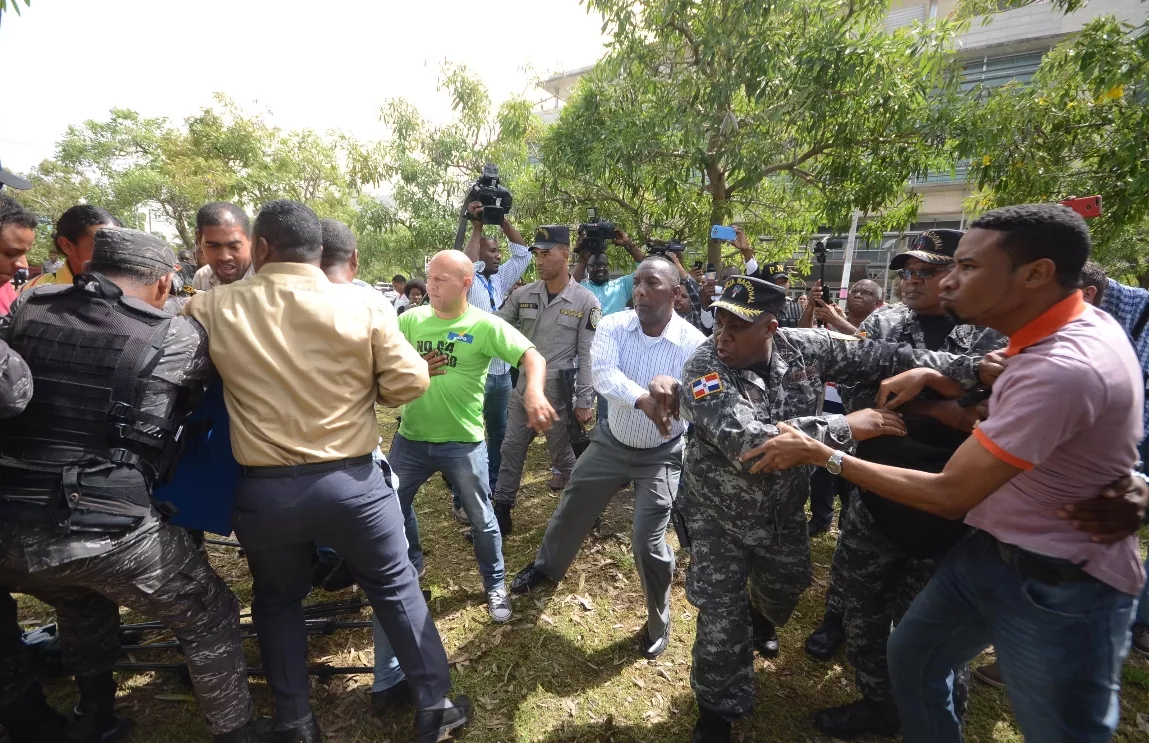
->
[896, 267, 946, 280]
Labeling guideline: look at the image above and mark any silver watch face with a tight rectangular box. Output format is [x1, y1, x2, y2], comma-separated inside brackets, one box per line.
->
[826, 452, 843, 475]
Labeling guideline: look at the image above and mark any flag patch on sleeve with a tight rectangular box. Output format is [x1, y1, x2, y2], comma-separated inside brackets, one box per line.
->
[691, 372, 723, 399]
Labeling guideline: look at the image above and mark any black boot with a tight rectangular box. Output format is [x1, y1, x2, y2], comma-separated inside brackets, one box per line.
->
[804, 611, 845, 661]
[814, 698, 900, 739]
[750, 605, 779, 658]
[691, 705, 731, 743]
[494, 504, 513, 536]
[0, 683, 69, 743]
[67, 673, 131, 743]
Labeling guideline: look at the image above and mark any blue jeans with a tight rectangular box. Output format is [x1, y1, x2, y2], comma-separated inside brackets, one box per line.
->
[452, 372, 512, 509]
[390, 434, 504, 590]
[888, 530, 1136, 743]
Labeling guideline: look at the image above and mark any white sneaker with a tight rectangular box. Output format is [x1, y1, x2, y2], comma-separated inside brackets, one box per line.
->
[487, 587, 512, 623]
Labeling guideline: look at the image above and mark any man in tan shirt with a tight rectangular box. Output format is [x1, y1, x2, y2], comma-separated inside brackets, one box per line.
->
[184, 200, 469, 743]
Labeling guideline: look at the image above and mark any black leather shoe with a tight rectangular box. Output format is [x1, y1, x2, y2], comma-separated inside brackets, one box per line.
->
[808, 519, 832, 537]
[638, 622, 669, 660]
[750, 606, 779, 659]
[67, 673, 131, 743]
[213, 718, 266, 743]
[691, 705, 731, 743]
[252, 716, 322, 743]
[371, 680, 411, 716]
[0, 683, 69, 743]
[814, 698, 900, 739]
[494, 504, 513, 536]
[413, 696, 472, 743]
[804, 611, 845, 661]
[510, 561, 551, 594]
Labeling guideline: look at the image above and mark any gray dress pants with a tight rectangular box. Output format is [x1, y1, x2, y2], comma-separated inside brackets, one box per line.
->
[535, 422, 682, 638]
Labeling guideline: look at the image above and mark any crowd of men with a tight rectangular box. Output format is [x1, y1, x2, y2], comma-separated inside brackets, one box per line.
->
[0, 170, 1146, 743]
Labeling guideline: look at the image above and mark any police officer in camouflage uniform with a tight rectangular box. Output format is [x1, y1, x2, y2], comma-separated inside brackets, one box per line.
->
[797, 230, 1007, 738]
[657, 275, 985, 743]
[0, 229, 264, 743]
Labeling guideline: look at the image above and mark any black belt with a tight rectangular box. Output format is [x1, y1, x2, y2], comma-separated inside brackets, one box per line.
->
[242, 454, 374, 479]
[993, 536, 1094, 585]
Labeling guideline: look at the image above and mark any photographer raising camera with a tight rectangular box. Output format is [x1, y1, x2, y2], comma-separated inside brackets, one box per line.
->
[572, 216, 647, 317]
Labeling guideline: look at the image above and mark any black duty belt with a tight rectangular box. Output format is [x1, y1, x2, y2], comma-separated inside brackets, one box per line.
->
[993, 536, 1094, 585]
[241, 454, 374, 479]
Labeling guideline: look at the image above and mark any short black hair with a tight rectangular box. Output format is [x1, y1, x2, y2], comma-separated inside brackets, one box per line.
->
[392, 274, 407, 283]
[1080, 260, 1107, 304]
[638, 255, 680, 286]
[88, 261, 170, 286]
[196, 202, 250, 232]
[0, 195, 38, 231]
[54, 205, 119, 245]
[404, 278, 426, 298]
[252, 200, 323, 264]
[319, 218, 358, 269]
[970, 204, 1091, 288]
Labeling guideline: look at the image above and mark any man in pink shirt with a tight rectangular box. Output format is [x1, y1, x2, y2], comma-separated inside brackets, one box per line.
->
[0, 196, 36, 315]
[747, 204, 1145, 742]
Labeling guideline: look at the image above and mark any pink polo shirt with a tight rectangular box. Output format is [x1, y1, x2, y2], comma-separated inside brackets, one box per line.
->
[967, 291, 1145, 595]
[0, 282, 15, 315]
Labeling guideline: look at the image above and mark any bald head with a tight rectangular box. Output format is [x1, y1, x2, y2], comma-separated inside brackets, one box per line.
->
[426, 249, 474, 316]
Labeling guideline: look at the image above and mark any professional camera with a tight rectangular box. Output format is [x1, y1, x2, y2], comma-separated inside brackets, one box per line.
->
[577, 207, 616, 255]
[466, 163, 513, 225]
[646, 240, 686, 257]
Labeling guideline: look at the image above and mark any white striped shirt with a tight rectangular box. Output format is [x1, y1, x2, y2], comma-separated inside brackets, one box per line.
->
[592, 310, 706, 449]
[468, 241, 532, 376]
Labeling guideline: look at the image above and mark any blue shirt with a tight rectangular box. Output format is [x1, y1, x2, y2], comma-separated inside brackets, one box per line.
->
[1100, 278, 1149, 441]
[582, 265, 639, 316]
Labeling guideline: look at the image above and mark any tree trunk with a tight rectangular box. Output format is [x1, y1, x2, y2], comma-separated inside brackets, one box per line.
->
[706, 165, 728, 267]
[173, 219, 194, 252]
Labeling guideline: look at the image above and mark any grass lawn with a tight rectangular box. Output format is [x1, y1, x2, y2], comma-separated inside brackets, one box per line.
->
[14, 409, 1149, 742]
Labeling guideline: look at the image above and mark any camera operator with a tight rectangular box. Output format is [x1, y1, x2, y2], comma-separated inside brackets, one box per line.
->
[572, 228, 646, 317]
[459, 200, 534, 497]
[799, 278, 884, 335]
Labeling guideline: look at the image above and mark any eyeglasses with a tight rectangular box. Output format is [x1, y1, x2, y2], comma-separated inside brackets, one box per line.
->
[896, 267, 945, 281]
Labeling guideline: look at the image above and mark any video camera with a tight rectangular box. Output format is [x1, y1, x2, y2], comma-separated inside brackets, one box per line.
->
[577, 207, 616, 255]
[466, 163, 513, 225]
[646, 240, 685, 258]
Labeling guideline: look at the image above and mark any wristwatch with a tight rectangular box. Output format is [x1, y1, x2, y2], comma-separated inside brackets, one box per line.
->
[825, 450, 845, 475]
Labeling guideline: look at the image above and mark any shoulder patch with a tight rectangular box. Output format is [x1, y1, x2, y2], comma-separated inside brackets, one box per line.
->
[587, 307, 601, 330]
[690, 372, 723, 400]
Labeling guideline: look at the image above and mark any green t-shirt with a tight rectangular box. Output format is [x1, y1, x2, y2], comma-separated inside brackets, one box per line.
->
[397, 305, 534, 443]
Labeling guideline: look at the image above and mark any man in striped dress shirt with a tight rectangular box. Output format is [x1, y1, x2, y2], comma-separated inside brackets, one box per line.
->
[510, 256, 705, 659]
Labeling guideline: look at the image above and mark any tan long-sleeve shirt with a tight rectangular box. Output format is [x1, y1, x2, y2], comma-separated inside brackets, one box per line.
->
[184, 262, 428, 466]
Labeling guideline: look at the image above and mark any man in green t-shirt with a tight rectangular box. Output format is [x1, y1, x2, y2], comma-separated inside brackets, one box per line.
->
[389, 250, 554, 625]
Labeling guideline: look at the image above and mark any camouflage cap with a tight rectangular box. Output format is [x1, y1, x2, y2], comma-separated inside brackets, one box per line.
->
[92, 228, 176, 273]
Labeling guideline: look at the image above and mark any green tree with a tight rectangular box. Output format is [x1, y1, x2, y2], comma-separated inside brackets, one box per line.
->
[545, 0, 965, 265]
[346, 64, 558, 276]
[957, 4, 1149, 278]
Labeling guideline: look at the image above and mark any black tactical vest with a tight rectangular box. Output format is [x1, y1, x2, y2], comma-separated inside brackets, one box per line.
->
[0, 273, 181, 530]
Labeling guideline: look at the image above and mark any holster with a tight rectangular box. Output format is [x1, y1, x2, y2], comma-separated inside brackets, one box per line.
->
[559, 369, 590, 458]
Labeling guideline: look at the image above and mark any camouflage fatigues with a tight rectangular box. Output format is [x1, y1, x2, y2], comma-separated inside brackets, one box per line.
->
[0, 340, 31, 419]
[679, 329, 980, 720]
[0, 287, 253, 736]
[826, 304, 1005, 706]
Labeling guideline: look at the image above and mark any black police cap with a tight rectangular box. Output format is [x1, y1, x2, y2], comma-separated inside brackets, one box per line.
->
[710, 275, 787, 322]
[889, 229, 964, 270]
[531, 225, 571, 251]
